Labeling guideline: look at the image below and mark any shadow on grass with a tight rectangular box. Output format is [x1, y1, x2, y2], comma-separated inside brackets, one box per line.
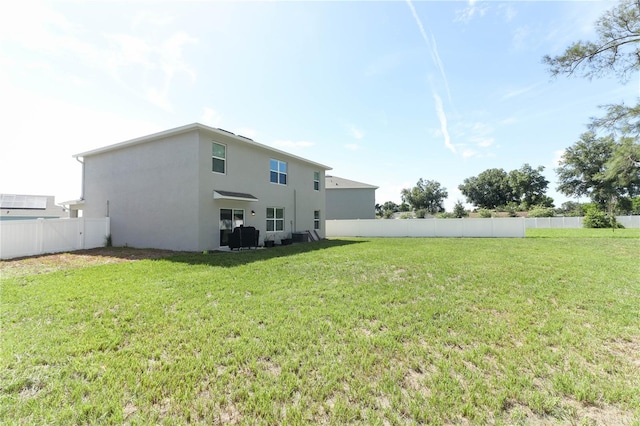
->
[165, 239, 366, 268]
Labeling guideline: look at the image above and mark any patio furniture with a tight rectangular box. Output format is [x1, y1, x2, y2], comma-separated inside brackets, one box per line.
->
[229, 226, 259, 250]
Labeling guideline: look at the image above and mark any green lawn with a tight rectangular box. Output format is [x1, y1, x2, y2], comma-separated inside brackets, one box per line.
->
[2, 234, 639, 425]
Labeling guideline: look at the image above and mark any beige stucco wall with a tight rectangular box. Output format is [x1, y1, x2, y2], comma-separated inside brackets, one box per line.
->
[82, 131, 200, 251]
[196, 129, 326, 248]
[326, 188, 376, 220]
[81, 127, 327, 251]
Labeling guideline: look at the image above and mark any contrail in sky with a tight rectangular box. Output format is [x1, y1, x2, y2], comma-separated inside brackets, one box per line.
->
[405, 0, 453, 104]
[433, 92, 456, 154]
[406, 0, 456, 154]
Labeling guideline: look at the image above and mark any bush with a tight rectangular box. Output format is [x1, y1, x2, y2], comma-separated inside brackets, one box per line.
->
[415, 209, 428, 219]
[583, 209, 623, 228]
[477, 209, 493, 218]
[436, 212, 456, 219]
[528, 206, 556, 218]
[399, 212, 414, 219]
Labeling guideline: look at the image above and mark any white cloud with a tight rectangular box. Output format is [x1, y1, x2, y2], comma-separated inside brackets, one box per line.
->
[201, 108, 223, 127]
[553, 149, 565, 167]
[348, 125, 364, 140]
[454, 2, 488, 23]
[502, 83, 539, 101]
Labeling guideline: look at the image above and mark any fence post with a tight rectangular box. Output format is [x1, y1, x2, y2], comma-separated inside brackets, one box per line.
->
[78, 217, 86, 250]
[36, 218, 45, 256]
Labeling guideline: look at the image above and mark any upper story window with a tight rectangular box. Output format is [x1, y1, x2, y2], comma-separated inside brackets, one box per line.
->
[314, 171, 320, 191]
[270, 159, 287, 185]
[212, 142, 226, 174]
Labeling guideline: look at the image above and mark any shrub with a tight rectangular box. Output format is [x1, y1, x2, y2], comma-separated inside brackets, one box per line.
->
[415, 209, 428, 219]
[477, 209, 493, 218]
[452, 201, 469, 218]
[399, 212, 414, 219]
[528, 206, 556, 218]
[436, 212, 456, 219]
[583, 209, 623, 228]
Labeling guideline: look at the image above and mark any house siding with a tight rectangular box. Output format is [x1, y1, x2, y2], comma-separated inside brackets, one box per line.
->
[79, 125, 328, 251]
[326, 188, 376, 220]
[83, 131, 200, 251]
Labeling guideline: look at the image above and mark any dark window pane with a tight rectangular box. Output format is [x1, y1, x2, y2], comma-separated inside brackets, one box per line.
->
[270, 171, 278, 183]
[213, 158, 225, 173]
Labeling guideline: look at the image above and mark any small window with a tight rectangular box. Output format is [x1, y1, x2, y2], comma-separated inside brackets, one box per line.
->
[314, 210, 320, 230]
[270, 159, 287, 185]
[266, 207, 285, 232]
[212, 142, 226, 174]
[313, 171, 320, 191]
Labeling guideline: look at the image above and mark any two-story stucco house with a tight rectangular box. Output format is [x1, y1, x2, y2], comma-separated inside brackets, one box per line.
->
[72, 123, 331, 251]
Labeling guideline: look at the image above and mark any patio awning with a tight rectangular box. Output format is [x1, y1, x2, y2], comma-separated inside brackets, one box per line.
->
[213, 190, 258, 202]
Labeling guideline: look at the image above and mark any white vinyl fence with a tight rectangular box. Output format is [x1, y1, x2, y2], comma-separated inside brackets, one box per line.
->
[525, 215, 640, 229]
[326, 218, 526, 238]
[0, 218, 110, 260]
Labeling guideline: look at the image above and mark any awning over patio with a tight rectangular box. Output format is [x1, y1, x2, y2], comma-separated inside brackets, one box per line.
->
[213, 190, 258, 202]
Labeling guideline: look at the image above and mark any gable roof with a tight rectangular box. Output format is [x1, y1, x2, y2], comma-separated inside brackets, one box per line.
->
[73, 123, 332, 170]
[325, 175, 378, 190]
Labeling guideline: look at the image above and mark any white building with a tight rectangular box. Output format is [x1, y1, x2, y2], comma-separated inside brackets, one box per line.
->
[73, 123, 331, 251]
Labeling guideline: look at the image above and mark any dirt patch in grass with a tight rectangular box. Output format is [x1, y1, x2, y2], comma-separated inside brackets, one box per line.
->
[0, 247, 181, 279]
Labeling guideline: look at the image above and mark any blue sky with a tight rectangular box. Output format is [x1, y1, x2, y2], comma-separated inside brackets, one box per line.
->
[1, 0, 635, 210]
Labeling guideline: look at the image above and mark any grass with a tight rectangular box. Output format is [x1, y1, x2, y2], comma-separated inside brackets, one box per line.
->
[2, 232, 639, 425]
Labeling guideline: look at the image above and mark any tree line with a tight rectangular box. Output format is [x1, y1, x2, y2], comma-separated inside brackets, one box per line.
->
[377, 0, 640, 225]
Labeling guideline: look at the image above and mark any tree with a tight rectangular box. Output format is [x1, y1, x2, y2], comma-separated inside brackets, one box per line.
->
[556, 132, 617, 208]
[543, 0, 640, 134]
[458, 168, 511, 209]
[400, 179, 448, 214]
[604, 136, 640, 197]
[507, 163, 552, 208]
[452, 200, 468, 218]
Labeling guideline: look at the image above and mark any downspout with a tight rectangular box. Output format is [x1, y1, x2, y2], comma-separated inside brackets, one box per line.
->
[293, 189, 297, 233]
[75, 156, 85, 200]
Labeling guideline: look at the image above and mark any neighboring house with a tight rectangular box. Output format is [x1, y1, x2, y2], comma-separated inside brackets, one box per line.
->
[0, 194, 67, 221]
[72, 123, 331, 251]
[325, 175, 378, 220]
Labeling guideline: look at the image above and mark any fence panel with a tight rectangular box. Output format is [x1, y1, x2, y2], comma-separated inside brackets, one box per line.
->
[525, 216, 639, 228]
[0, 218, 110, 260]
[326, 218, 525, 238]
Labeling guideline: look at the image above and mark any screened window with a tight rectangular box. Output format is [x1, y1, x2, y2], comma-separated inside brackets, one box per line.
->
[314, 210, 320, 230]
[212, 142, 226, 174]
[313, 171, 320, 191]
[266, 207, 284, 232]
[270, 159, 287, 185]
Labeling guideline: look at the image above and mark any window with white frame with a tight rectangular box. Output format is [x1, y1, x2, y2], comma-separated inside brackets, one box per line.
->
[314, 210, 320, 230]
[313, 171, 320, 191]
[266, 207, 284, 232]
[270, 159, 287, 185]
[212, 142, 226, 174]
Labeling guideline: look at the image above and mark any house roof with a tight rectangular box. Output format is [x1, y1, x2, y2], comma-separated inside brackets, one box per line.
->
[73, 123, 332, 170]
[325, 175, 378, 190]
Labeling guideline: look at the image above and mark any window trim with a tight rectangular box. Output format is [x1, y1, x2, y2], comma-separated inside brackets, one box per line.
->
[270, 159, 287, 185]
[266, 207, 285, 232]
[212, 142, 226, 175]
[314, 210, 321, 230]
